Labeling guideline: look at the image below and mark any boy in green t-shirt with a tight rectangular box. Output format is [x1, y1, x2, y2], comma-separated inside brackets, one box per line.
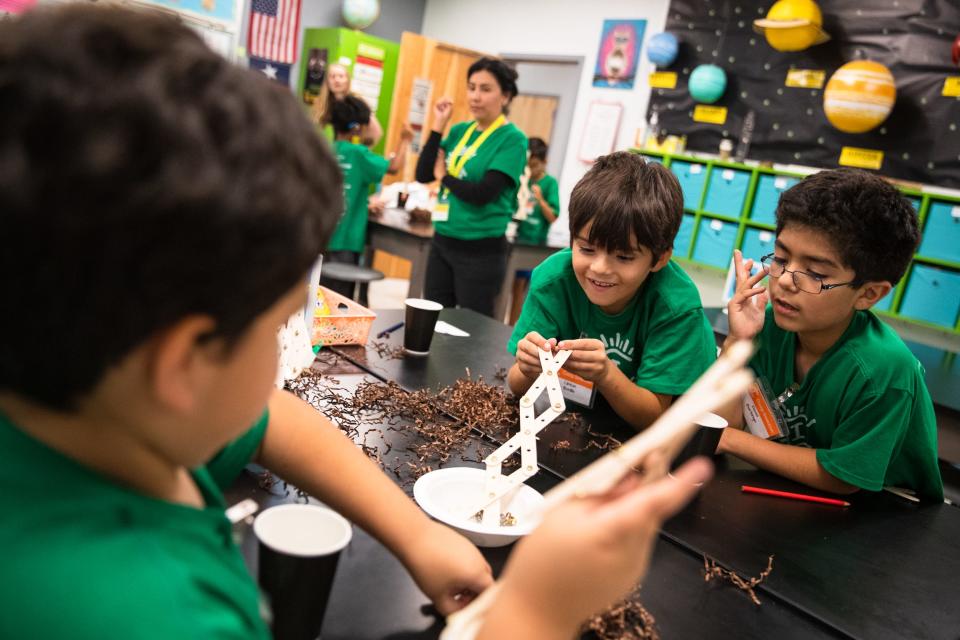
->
[508, 152, 717, 430]
[0, 7, 712, 638]
[723, 169, 943, 502]
[516, 137, 560, 245]
[322, 95, 412, 302]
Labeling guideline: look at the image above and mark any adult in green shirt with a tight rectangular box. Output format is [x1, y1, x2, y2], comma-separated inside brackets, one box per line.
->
[722, 169, 943, 502]
[321, 95, 411, 303]
[508, 153, 717, 430]
[516, 137, 560, 245]
[415, 57, 528, 317]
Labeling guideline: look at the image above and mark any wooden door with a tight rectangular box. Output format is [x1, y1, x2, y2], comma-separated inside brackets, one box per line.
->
[509, 94, 558, 146]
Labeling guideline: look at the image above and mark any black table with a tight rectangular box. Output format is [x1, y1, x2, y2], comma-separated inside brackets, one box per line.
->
[231, 309, 960, 639]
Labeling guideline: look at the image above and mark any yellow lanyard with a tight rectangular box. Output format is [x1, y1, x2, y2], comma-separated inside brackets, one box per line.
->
[442, 114, 505, 197]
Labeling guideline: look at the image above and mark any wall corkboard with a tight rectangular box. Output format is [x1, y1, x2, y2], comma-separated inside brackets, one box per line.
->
[647, 0, 960, 187]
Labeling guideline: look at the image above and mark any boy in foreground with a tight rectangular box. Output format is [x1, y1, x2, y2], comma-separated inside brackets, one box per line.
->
[0, 6, 710, 639]
[723, 169, 943, 502]
[508, 152, 716, 429]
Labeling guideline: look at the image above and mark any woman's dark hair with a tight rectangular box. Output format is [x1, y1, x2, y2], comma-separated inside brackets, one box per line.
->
[775, 169, 920, 285]
[330, 95, 372, 134]
[528, 137, 548, 161]
[0, 5, 342, 410]
[569, 152, 683, 260]
[467, 57, 519, 112]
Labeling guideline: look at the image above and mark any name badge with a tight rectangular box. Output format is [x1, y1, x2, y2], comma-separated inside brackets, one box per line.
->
[558, 368, 596, 408]
[742, 378, 787, 440]
[432, 201, 449, 222]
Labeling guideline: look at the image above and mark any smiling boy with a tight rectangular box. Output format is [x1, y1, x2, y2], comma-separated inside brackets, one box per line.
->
[723, 169, 943, 502]
[507, 152, 716, 429]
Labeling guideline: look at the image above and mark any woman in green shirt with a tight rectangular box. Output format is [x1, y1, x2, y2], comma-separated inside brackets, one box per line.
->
[415, 57, 528, 317]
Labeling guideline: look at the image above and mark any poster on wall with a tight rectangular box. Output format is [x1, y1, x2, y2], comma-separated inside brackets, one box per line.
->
[579, 101, 623, 162]
[0, 0, 36, 16]
[407, 77, 432, 154]
[352, 42, 385, 113]
[302, 48, 328, 106]
[593, 19, 646, 89]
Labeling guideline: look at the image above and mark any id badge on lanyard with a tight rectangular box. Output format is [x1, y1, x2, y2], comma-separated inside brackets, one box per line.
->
[742, 376, 791, 440]
[556, 331, 598, 408]
[432, 192, 450, 222]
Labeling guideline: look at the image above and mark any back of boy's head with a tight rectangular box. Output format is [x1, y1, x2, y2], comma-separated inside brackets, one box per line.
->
[528, 137, 548, 161]
[569, 152, 683, 258]
[0, 5, 342, 410]
[776, 169, 920, 285]
[330, 95, 371, 135]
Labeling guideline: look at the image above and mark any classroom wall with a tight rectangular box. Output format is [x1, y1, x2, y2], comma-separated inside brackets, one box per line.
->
[422, 0, 672, 245]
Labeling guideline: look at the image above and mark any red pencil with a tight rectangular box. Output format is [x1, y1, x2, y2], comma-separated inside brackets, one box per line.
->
[741, 485, 851, 507]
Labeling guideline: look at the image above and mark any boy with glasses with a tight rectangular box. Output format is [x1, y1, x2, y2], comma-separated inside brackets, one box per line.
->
[722, 169, 943, 502]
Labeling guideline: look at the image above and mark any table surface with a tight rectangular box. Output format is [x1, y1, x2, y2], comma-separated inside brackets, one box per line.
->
[231, 308, 960, 640]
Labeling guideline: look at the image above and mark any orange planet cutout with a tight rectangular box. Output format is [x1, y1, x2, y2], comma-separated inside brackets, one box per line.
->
[823, 61, 896, 134]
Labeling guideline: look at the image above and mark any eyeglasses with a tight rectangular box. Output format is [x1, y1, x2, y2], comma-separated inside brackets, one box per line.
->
[760, 253, 857, 295]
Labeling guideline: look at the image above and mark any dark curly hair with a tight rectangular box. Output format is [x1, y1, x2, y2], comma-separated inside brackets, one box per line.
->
[0, 5, 342, 410]
[330, 95, 372, 135]
[527, 137, 548, 161]
[569, 152, 683, 259]
[775, 169, 920, 285]
[467, 57, 519, 112]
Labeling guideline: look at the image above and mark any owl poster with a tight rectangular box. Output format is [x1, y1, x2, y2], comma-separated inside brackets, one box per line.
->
[593, 19, 646, 89]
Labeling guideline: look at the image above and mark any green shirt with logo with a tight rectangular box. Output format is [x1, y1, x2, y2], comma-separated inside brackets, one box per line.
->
[516, 173, 560, 245]
[508, 249, 716, 396]
[438, 120, 528, 240]
[0, 411, 273, 639]
[751, 307, 943, 502]
[329, 139, 390, 253]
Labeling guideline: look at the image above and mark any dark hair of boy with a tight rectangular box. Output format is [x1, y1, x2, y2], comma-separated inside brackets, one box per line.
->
[467, 57, 519, 112]
[568, 151, 683, 259]
[776, 169, 920, 286]
[528, 137, 548, 161]
[0, 5, 342, 410]
[330, 95, 372, 135]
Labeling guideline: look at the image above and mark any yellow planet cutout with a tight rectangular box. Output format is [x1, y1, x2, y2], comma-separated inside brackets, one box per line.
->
[823, 61, 896, 134]
[754, 0, 830, 52]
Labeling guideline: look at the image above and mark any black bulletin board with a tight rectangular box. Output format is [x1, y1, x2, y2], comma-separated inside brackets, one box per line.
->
[647, 0, 960, 187]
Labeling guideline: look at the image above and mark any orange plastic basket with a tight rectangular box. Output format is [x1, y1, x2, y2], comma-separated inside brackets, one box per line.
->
[312, 286, 376, 346]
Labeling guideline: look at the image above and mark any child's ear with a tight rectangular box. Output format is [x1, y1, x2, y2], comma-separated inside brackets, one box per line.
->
[854, 281, 893, 310]
[651, 248, 673, 272]
[148, 316, 219, 414]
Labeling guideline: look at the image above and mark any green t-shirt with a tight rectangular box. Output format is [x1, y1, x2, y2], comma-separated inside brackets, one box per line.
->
[516, 173, 560, 245]
[438, 120, 528, 240]
[751, 307, 944, 502]
[508, 249, 717, 396]
[0, 411, 272, 639]
[328, 140, 390, 253]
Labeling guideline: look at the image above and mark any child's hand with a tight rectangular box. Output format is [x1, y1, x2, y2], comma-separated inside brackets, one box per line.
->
[727, 250, 768, 341]
[403, 520, 493, 615]
[432, 97, 453, 132]
[531, 184, 543, 200]
[555, 338, 611, 383]
[488, 457, 713, 635]
[516, 331, 557, 380]
[399, 122, 414, 142]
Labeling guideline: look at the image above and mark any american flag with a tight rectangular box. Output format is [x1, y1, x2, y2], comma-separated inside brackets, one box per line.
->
[248, 0, 302, 64]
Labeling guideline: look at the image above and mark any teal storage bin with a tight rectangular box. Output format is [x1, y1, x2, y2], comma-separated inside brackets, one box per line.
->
[670, 160, 707, 211]
[692, 217, 738, 268]
[674, 213, 695, 258]
[703, 167, 751, 218]
[739, 227, 776, 263]
[917, 200, 960, 263]
[906, 196, 921, 211]
[899, 264, 960, 328]
[751, 174, 798, 225]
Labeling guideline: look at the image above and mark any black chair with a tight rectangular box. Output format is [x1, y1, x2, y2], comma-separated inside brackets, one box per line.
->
[320, 261, 384, 304]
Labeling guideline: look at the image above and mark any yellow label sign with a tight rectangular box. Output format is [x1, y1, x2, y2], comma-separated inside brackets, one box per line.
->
[785, 69, 826, 89]
[357, 42, 385, 60]
[943, 77, 960, 97]
[692, 105, 728, 125]
[839, 146, 884, 170]
[649, 71, 678, 89]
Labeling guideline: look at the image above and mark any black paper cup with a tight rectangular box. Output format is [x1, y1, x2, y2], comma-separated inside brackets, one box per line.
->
[671, 412, 728, 474]
[403, 298, 443, 356]
[254, 504, 352, 640]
